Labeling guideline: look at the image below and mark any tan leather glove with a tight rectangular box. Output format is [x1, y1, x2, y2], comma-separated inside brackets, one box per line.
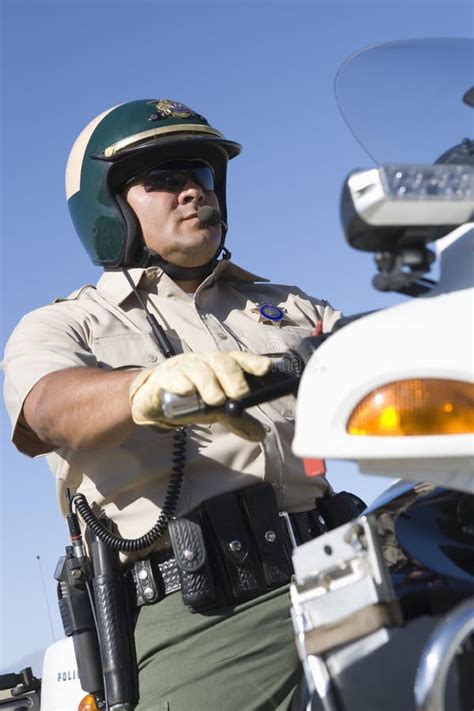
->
[130, 351, 271, 441]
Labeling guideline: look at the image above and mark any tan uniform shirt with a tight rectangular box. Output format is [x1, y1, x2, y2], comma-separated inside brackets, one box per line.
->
[3, 260, 341, 548]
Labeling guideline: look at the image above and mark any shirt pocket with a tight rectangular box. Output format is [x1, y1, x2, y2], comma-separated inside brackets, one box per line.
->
[245, 326, 312, 419]
[272, 327, 314, 415]
[92, 333, 166, 370]
[273, 325, 315, 351]
[252, 325, 315, 356]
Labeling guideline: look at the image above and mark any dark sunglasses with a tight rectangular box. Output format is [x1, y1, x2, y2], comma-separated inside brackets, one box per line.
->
[128, 161, 215, 193]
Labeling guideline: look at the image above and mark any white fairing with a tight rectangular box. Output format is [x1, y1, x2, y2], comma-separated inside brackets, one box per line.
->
[40, 638, 83, 711]
[293, 225, 474, 493]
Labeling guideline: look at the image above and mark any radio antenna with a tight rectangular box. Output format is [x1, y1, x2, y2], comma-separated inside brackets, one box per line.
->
[36, 554, 56, 644]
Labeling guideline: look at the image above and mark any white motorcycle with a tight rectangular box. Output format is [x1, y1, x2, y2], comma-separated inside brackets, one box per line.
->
[290, 37, 474, 711]
[3, 37, 472, 711]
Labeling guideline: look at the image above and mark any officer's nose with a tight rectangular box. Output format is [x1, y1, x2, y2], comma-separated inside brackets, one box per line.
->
[178, 180, 205, 205]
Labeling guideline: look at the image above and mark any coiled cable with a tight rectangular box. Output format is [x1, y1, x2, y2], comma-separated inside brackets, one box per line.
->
[72, 269, 190, 552]
[73, 427, 187, 552]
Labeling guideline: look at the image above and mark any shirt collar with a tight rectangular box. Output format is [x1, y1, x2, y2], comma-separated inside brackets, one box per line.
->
[96, 261, 269, 305]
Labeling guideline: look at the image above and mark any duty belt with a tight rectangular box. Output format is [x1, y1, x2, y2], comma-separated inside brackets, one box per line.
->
[130, 484, 331, 612]
[132, 509, 327, 607]
[130, 485, 366, 613]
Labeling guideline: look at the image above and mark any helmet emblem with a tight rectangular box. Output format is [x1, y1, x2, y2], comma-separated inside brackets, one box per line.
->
[147, 99, 196, 121]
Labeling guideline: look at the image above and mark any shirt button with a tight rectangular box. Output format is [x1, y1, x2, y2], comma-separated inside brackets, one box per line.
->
[217, 333, 228, 340]
[148, 354, 158, 363]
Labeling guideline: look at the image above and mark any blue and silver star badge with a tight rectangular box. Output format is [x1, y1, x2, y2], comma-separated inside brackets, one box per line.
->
[259, 304, 285, 321]
[250, 303, 288, 326]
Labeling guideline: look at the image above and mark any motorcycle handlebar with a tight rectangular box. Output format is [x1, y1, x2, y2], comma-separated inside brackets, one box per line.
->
[159, 334, 327, 423]
[158, 312, 375, 424]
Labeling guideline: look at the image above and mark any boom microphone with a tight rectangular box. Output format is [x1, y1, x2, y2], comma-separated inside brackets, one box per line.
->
[197, 206, 227, 230]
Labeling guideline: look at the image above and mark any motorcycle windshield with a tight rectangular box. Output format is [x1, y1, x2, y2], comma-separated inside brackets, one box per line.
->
[335, 38, 474, 165]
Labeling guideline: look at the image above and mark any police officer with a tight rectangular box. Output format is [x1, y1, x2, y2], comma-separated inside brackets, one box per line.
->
[3, 99, 342, 710]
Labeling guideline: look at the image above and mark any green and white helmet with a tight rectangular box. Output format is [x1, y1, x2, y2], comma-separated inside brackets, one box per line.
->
[66, 99, 241, 268]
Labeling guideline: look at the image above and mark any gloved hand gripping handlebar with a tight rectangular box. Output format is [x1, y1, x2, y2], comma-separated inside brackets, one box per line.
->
[158, 334, 328, 424]
[158, 316, 374, 425]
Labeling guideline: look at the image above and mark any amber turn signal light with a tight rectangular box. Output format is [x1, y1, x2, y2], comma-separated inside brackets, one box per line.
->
[347, 379, 474, 436]
[78, 694, 100, 711]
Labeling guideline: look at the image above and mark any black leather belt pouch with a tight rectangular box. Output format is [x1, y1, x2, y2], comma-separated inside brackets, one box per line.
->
[317, 491, 367, 529]
[240, 485, 292, 587]
[169, 483, 292, 612]
[168, 510, 218, 611]
[203, 492, 261, 603]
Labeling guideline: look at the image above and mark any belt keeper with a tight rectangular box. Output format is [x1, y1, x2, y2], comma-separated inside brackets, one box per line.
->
[131, 559, 159, 606]
[279, 511, 298, 550]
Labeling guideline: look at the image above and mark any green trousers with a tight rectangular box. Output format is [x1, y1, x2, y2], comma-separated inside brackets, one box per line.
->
[135, 585, 302, 711]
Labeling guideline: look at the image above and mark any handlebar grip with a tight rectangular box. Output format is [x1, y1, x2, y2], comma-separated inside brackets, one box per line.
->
[157, 333, 331, 422]
[224, 374, 300, 415]
[159, 353, 303, 422]
[160, 389, 206, 420]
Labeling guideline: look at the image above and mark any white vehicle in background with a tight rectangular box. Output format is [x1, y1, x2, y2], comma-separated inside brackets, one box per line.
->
[6, 37, 473, 711]
[0, 668, 41, 710]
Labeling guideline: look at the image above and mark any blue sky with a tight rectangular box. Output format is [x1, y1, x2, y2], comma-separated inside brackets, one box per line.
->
[1, 0, 472, 673]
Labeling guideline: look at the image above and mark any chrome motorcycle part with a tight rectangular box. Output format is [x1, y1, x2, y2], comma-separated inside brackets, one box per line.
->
[290, 515, 401, 657]
[414, 596, 474, 711]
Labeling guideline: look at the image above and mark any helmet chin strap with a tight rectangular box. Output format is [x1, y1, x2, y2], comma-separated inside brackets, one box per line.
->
[142, 244, 231, 281]
[139, 205, 230, 281]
